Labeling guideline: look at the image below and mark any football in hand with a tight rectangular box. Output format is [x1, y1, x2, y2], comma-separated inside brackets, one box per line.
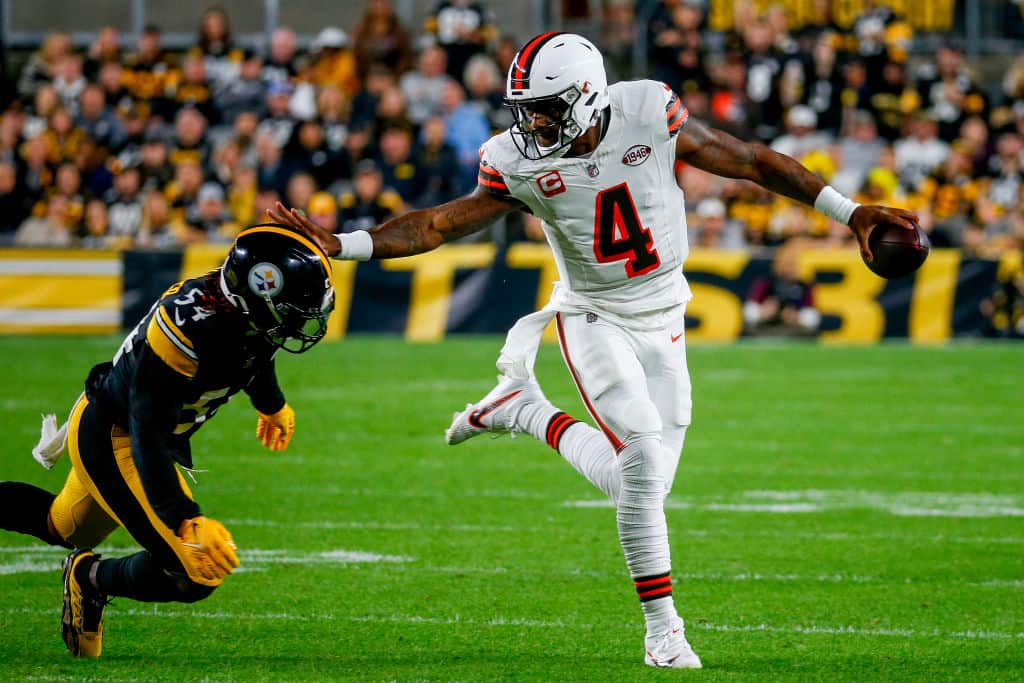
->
[864, 221, 930, 279]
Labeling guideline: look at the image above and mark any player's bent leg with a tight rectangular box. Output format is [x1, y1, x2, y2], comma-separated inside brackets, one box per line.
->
[59, 397, 228, 656]
[0, 481, 72, 547]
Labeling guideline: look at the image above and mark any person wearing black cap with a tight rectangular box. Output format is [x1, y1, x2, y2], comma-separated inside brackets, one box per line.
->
[337, 159, 403, 234]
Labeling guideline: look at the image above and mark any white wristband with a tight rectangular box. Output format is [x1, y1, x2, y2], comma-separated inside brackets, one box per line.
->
[814, 185, 860, 226]
[335, 230, 374, 261]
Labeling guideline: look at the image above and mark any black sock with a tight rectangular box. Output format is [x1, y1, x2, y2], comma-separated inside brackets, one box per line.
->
[0, 481, 72, 548]
[95, 551, 214, 603]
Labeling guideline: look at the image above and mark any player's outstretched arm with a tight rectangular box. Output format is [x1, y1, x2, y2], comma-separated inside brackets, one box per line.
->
[267, 189, 521, 260]
[675, 117, 918, 260]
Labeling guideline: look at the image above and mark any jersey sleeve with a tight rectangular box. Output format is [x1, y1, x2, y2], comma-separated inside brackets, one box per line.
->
[144, 303, 199, 378]
[662, 84, 689, 138]
[477, 153, 511, 199]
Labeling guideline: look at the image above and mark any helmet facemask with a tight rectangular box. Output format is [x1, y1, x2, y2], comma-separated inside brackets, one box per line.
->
[257, 285, 335, 354]
[506, 85, 585, 160]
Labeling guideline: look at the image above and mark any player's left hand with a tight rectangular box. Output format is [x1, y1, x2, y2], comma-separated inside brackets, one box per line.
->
[257, 403, 295, 451]
[266, 202, 340, 256]
[848, 205, 919, 263]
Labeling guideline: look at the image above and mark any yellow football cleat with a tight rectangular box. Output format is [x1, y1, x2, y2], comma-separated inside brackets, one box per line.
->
[61, 549, 107, 658]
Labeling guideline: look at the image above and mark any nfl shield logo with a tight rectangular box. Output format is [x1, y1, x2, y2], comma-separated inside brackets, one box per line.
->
[586, 163, 599, 178]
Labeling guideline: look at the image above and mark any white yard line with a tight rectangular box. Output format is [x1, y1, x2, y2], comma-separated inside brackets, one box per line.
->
[568, 488, 1024, 518]
[2, 606, 1021, 641]
[0, 547, 1018, 589]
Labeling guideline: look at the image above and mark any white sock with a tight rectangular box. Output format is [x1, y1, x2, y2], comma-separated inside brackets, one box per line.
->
[517, 401, 621, 501]
[618, 436, 679, 635]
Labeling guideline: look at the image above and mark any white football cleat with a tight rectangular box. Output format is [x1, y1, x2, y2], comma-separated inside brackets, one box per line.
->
[644, 618, 702, 669]
[445, 375, 545, 445]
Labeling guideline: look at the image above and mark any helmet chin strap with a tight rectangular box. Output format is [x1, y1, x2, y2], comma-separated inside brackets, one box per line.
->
[219, 265, 248, 312]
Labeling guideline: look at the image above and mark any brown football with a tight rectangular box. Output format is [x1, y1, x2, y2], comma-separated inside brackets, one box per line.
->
[864, 221, 930, 279]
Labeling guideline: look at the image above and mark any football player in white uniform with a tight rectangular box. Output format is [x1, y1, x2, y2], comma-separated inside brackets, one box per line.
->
[270, 32, 916, 669]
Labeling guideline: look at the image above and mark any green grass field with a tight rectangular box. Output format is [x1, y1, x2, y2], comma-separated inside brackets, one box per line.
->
[1, 336, 1022, 682]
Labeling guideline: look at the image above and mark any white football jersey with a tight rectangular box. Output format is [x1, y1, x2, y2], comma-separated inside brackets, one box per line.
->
[478, 80, 692, 316]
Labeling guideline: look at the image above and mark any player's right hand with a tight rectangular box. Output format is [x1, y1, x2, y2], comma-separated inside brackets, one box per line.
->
[178, 516, 240, 582]
[266, 201, 340, 256]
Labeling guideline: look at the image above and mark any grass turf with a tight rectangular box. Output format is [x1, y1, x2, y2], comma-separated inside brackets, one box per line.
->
[0, 336, 1022, 682]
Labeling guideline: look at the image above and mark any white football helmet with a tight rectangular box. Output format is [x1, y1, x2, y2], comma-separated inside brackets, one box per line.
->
[505, 32, 610, 160]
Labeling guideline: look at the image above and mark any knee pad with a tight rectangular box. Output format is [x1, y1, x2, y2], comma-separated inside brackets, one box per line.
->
[600, 390, 662, 445]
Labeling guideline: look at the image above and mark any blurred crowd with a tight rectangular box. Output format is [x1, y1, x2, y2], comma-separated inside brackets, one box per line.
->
[0, 0, 1022, 275]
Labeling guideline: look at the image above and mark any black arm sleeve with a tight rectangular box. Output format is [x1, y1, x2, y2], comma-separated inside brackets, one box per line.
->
[245, 358, 286, 415]
[128, 346, 201, 531]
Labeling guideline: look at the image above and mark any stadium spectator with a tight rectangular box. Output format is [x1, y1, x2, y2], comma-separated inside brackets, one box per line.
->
[831, 110, 885, 197]
[18, 32, 71, 100]
[440, 80, 490, 193]
[138, 129, 174, 192]
[414, 115, 460, 206]
[916, 45, 987, 143]
[316, 86, 350, 155]
[20, 134, 55, 200]
[285, 120, 340, 188]
[337, 159, 402, 233]
[918, 139, 978, 247]
[170, 54, 217, 124]
[800, 33, 843, 135]
[649, 2, 707, 96]
[375, 119, 421, 205]
[105, 158, 145, 242]
[216, 50, 267, 124]
[464, 54, 512, 131]
[742, 18, 785, 141]
[258, 80, 297, 148]
[304, 28, 359, 98]
[171, 106, 210, 170]
[350, 63, 397, 131]
[166, 158, 203, 225]
[426, 0, 496, 81]
[255, 130, 290, 196]
[770, 105, 831, 162]
[77, 85, 127, 153]
[352, 0, 414, 80]
[53, 53, 87, 116]
[15, 194, 75, 247]
[690, 198, 746, 249]
[121, 26, 178, 106]
[263, 27, 299, 85]
[0, 160, 31, 236]
[399, 45, 451, 126]
[85, 26, 122, 80]
[743, 244, 820, 337]
[895, 112, 949, 191]
[307, 191, 339, 232]
[48, 161, 86, 228]
[138, 190, 179, 248]
[80, 198, 114, 248]
[183, 181, 236, 243]
[195, 7, 243, 94]
[285, 172, 317, 214]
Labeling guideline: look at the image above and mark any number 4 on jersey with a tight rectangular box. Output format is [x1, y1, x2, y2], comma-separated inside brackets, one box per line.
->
[593, 183, 661, 277]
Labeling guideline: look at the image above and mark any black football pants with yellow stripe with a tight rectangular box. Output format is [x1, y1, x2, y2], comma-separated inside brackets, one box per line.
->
[1, 395, 215, 603]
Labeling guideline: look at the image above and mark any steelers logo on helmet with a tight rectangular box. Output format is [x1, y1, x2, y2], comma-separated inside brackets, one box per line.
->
[248, 262, 284, 298]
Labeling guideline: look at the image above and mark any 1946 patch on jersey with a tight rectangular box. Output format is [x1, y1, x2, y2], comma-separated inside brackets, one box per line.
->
[622, 144, 652, 166]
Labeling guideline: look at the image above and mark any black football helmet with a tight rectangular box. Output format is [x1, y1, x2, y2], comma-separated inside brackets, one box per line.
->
[222, 224, 335, 353]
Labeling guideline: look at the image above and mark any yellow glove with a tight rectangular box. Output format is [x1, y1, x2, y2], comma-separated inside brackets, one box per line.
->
[256, 404, 295, 452]
[178, 516, 240, 584]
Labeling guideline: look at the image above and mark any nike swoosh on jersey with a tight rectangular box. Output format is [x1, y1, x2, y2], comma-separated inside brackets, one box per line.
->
[467, 390, 523, 429]
[670, 332, 683, 343]
[175, 308, 186, 326]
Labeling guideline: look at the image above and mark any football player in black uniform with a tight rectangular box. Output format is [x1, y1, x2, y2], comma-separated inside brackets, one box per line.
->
[0, 224, 334, 657]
